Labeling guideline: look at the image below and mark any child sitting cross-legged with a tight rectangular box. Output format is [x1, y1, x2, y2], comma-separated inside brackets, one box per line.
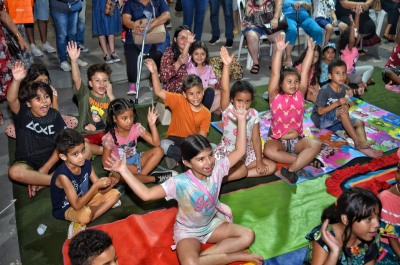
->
[51, 128, 120, 239]
[145, 59, 211, 170]
[104, 102, 264, 265]
[311, 59, 383, 158]
[214, 47, 276, 181]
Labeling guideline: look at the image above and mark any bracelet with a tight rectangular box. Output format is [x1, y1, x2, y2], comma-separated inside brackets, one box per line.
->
[15, 32, 21, 38]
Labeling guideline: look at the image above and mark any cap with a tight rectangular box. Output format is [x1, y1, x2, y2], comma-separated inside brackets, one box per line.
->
[322, 42, 336, 53]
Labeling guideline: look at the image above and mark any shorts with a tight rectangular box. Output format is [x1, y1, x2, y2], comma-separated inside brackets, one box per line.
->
[214, 143, 256, 166]
[34, 0, 50, 21]
[126, 152, 142, 173]
[382, 66, 400, 84]
[320, 108, 356, 132]
[242, 26, 265, 37]
[315, 17, 343, 29]
[267, 129, 304, 154]
[84, 131, 106, 146]
[64, 189, 120, 225]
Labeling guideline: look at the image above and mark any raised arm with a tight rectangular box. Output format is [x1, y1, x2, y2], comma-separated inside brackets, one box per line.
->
[227, 104, 248, 167]
[269, 32, 288, 100]
[220, 47, 233, 111]
[7, 61, 27, 115]
[145, 59, 166, 100]
[105, 155, 166, 201]
[140, 106, 161, 147]
[299, 36, 316, 96]
[0, 9, 29, 52]
[67, 42, 82, 89]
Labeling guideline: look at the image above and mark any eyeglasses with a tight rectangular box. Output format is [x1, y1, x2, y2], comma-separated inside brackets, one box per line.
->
[93, 79, 109, 85]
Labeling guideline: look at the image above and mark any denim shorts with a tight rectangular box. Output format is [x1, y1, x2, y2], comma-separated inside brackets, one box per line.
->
[242, 26, 265, 37]
[320, 109, 356, 132]
[315, 17, 343, 29]
[126, 153, 142, 173]
[34, 0, 50, 21]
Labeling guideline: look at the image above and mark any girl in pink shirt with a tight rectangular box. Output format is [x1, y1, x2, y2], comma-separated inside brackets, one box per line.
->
[263, 33, 322, 184]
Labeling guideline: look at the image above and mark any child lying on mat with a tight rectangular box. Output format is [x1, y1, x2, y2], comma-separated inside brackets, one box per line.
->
[51, 129, 120, 239]
[303, 187, 381, 264]
[311, 59, 383, 158]
[68, 229, 117, 265]
[7, 62, 67, 197]
[104, 105, 264, 265]
[214, 46, 276, 181]
[377, 149, 400, 264]
[263, 33, 322, 184]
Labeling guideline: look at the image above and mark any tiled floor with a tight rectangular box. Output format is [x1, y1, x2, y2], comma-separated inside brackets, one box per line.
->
[0, 2, 396, 263]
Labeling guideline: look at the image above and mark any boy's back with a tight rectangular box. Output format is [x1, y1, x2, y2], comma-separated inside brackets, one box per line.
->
[165, 92, 211, 138]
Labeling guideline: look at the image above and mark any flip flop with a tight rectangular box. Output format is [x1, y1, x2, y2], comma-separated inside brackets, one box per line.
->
[28, 185, 37, 198]
[250, 64, 259, 74]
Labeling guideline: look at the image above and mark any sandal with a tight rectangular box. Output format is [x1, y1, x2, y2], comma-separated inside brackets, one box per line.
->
[250, 64, 260, 74]
[28, 185, 38, 198]
[281, 167, 298, 184]
[309, 158, 324, 169]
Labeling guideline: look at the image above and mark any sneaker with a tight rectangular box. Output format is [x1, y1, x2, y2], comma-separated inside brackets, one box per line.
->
[60, 61, 71, 72]
[225, 39, 233, 48]
[42, 42, 56, 53]
[281, 167, 298, 184]
[30, 43, 43, 57]
[127, 84, 137, 95]
[165, 156, 177, 169]
[77, 59, 88, 67]
[112, 199, 122, 209]
[67, 221, 86, 239]
[262, 91, 269, 100]
[78, 44, 89, 53]
[208, 36, 220, 45]
[152, 170, 178, 184]
[104, 54, 114, 64]
[110, 52, 121, 63]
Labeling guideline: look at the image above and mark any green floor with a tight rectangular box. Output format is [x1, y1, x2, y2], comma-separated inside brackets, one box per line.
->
[11, 68, 400, 264]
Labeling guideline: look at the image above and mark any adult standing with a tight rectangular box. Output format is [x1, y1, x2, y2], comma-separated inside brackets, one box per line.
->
[122, 0, 170, 95]
[49, 0, 87, 71]
[335, 0, 381, 46]
[181, 0, 208, 40]
[0, 0, 29, 125]
[209, 0, 234, 48]
[282, 0, 323, 66]
[242, 0, 284, 74]
[381, 0, 400, 42]
[76, 0, 89, 52]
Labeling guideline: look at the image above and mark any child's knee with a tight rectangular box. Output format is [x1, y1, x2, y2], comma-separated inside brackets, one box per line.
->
[241, 227, 255, 247]
[153, 146, 164, 157]
[354, 119, 364, 128]
[8, 164, 25, 181]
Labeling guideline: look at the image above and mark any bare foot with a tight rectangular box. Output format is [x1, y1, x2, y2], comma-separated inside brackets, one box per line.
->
[245, 253, 264, 265]
[358, 147, 383, 158]
[28, 185, 46, 198]
[355, 141, 374, 150]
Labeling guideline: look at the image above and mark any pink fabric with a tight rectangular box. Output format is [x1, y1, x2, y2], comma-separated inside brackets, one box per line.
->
[385, 44, 400, 68]
[186, 60, 220, 89]
[340, 45, 359, 74]
[269, 90, 305, 139]
[378, 190, 400, 244]
[295, 63, 314, 88]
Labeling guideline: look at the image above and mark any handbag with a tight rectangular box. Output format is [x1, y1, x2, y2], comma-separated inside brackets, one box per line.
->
[185, 170, 233, 223]
[260, 0, 288, 35]
[209, 56, 243, 81]
[132, 1, 166, 45]
[104, 0, 116, 16]
[3, 26, 33, 68]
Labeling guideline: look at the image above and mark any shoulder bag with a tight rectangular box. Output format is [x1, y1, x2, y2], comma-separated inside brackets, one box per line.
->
[133, 1, 166, 45]
[260, 0, 288, 35]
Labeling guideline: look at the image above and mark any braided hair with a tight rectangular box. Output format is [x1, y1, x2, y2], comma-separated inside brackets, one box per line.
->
[105, 98, 137, 146]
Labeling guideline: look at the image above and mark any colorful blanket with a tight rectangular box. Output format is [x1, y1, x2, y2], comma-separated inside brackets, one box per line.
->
[211, 99, 400, 185]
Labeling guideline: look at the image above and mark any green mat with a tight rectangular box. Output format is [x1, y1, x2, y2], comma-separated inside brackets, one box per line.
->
[221, 175, 336, 259]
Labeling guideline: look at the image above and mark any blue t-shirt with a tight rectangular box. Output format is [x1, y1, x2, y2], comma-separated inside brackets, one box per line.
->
[50, 160, 92, 220]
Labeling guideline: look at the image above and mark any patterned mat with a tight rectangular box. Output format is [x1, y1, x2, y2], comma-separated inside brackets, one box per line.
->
[211, 99, 400, 185]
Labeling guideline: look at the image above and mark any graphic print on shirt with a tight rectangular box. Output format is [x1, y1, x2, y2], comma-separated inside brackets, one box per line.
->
[26, 121, 56, 135]
[190, 182, 218, 216]
[117, 140, 137, 159]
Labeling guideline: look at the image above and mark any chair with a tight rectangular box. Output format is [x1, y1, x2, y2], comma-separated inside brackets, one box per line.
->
[373, 9, 388, 36]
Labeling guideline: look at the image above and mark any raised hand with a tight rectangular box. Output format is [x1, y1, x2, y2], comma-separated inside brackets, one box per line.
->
[321, 219, 341, 254]
[144, 58, 158, 74]
[104, 154, 128, 175]
[67, 41, 80, 61]
[220, 46, 233, 65]
[230, 101, 248, 121]
[95, 177, 111, 189]
[147, 105, 159, 126]
[187, 33, 196, 45]
[275, 32, 288, 52]
[306, 35, 315, 51]
[349, 14, 354, 25]
[11, 61, 27, 81]
[105, 81, 113, 95]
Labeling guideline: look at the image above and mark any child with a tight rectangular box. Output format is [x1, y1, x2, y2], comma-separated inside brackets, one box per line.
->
[102, 98, 177, 184]
[67, 41, 116, 156]
[303, 187, 381, 264]
[263, 33, 322, 184]
[104, 105, 264, 265]
[338, 6, 374, 96]
[92, 0, 123, 63]
[377, 149, 400, 264]
[51, 128, 120, 239]
[7, 61, 67, 197]
[215, 46, 276, 181]
[186, 41, 221, 113]
[145, 59, 211, 170]
[320, 42, 337, 87]
[68, 229, 117, 265]
[294, 45, 322, 103]
[382, 32, 400, 93]
[5, 63, 78, 138]
[311, 58, 383, 158]
[312, 0, 348, 47]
